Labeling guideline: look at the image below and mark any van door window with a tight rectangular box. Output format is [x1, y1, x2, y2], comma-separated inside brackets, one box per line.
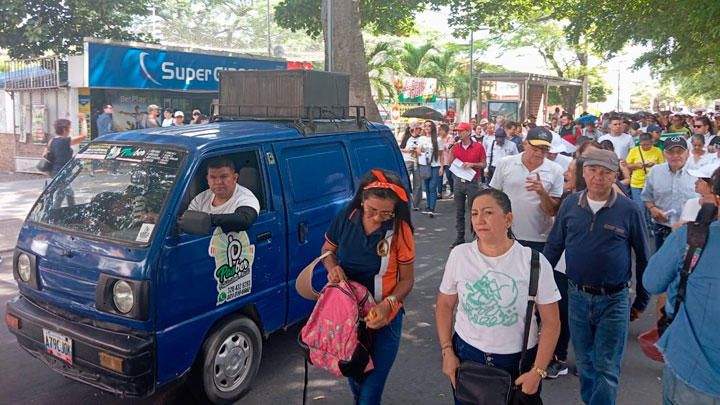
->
[282, 143, 353, 204]
[181, 150, 266, 217]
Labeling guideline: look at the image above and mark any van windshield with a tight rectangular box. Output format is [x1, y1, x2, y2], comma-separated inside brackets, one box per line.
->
[28, 143, 187, 244]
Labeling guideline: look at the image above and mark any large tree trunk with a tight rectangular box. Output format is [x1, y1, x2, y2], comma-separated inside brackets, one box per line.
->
[322, 0, 381, 122]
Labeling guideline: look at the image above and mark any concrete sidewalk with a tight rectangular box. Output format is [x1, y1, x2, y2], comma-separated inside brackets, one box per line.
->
[0, 178, 47, 254]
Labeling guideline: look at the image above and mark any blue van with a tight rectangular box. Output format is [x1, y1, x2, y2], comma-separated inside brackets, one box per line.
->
[5, 116, 408, 403]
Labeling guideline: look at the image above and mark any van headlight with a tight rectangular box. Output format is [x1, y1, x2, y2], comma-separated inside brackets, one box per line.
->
[112, 280, 134, 314]
[17, 254, 31, 282]
[96, 274, 149, 320]
[13, 249, 38, 289]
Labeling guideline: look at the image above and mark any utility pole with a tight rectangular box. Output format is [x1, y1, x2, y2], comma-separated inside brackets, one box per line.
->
[582, 47, 589, 112]
[266, 0, 271, 57]
[327, 0, 334, 72]
[468, 31, 473, 121]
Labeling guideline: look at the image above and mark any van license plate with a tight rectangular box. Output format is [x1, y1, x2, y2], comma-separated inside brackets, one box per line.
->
[43, 329, 73, 365]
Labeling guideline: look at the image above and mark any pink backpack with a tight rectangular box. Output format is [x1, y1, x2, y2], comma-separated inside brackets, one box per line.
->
[296, 252, 376, 379]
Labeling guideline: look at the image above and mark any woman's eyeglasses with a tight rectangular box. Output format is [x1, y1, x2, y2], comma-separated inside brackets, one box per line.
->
[364, 206, 395, 219]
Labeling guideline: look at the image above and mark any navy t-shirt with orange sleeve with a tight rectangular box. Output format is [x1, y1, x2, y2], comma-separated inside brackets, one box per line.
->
[325, 205, 414, 300]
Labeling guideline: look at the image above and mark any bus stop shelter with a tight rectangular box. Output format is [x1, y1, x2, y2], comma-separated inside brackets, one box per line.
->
[477, 73, 582, 122]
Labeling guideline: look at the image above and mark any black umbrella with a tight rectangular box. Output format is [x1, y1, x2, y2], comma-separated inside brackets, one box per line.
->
[401, 106, 445, 121]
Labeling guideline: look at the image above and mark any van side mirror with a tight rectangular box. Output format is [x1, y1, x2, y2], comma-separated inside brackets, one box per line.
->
[178, 210, 212, 236]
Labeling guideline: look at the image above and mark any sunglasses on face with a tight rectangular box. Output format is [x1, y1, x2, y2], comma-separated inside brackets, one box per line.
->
[693, 125, 706, 128]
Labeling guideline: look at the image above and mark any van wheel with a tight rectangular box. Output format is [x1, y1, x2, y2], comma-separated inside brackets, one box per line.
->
[190, 316, 262, 404]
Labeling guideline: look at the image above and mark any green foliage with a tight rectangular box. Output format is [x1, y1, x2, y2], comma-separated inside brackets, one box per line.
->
[151, 0, 323, 56]
[366, 42, 399, 101]
[274, 0, 430, 39]
[427, 49, 461, 109]
[399, 42, 435, 77]
[0, 0, 153, 59]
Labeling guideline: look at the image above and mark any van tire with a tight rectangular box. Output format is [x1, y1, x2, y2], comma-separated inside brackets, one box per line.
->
[190, 315, 262, 404]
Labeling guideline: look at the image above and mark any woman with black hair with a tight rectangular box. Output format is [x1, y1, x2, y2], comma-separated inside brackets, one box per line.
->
[436, 188, 560, 402]
[693, 116, 717, 151]
[417, 120, 445, 217]
[321, 169, 415, 404]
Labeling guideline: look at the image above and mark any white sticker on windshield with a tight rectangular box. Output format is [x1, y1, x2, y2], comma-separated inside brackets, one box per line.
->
[136, 223, 155, 242]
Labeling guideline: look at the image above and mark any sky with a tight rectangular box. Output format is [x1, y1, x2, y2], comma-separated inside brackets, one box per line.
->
[414, 7, 657, 114]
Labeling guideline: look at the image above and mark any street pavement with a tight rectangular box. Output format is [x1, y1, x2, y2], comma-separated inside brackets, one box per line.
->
[0, 179, 663, 404]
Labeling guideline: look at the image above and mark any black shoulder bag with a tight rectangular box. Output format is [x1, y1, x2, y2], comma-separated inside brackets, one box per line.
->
[656, 203, 715, 336]
[36, 138, 54, 173]
[455, 250, 542, 405]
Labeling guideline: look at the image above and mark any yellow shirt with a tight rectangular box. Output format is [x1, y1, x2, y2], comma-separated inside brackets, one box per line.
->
[626, 146, 664, 188]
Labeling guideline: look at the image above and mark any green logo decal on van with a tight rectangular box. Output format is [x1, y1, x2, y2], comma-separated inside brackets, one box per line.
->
[209, 228, 255, 305]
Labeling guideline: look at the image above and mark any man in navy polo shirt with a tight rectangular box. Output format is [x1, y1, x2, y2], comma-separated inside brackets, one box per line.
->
[449, 122, 487, 248]
[544, 149, 650, 405]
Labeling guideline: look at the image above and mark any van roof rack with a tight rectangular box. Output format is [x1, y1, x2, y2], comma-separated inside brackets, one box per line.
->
[210, 104, 369, 135]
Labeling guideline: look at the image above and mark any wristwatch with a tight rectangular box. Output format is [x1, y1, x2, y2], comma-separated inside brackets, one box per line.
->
[532, 365, 547, 379]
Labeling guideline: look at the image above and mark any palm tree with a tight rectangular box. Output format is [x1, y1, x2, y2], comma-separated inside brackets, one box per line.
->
[366, 42, 399, 102]
[427, 49, 460, 110]
[399, 42, 434, 77]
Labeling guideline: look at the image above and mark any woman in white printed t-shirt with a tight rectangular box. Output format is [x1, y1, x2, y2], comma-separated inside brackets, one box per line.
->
[416, 120, 444, 217]
[436, 188, 561, 403]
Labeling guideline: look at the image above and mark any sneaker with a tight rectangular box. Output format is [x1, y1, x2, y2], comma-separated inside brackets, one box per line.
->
[412, 207, 420, 211]
[428, 211, 435, 218]
[421, 209, 432, 215]
[546, 359, 568, 379]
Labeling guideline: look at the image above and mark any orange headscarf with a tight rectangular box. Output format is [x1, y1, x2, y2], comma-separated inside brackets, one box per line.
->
[363, 170, 408, 202]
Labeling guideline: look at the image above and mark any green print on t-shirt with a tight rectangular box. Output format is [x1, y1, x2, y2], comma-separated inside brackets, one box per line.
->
[462, 271, 519, 327]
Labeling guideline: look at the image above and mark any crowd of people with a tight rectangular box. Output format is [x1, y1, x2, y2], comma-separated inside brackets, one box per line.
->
[94, 104, 211, 136]
[386, 107, 719, 404]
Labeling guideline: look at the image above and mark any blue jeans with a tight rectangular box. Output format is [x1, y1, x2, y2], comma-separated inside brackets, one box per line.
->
[631, 187, 650, 226]
[663, 363, 720, 404]
[452, 334, 539, 405]
[553, 271, 570, 362]
[568, 281, 630, 405]
[422, 166, 441, 211]
[443, 165, 454, 193]
[348, 310, 403, 404]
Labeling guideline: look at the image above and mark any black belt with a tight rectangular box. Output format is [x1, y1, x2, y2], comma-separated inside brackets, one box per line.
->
[454, 175, 478, 183]
[574, 281, 629, 296]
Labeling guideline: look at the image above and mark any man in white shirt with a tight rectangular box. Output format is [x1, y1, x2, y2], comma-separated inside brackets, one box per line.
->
[484, 128, 518, 182]
[598, 116, 635, 159]
[489, 128, 564, 251]
[187, 157, 260, 232]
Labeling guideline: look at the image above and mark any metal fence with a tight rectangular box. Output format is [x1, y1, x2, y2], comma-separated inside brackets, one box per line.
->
[1, 57, 60, 90]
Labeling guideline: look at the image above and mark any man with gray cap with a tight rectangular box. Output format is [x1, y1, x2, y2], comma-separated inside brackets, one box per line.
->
[544, 148, 650, 405]
[641, 136, 699, 250]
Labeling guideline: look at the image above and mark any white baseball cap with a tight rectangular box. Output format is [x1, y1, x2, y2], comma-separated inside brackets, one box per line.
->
[174, 111, 184, 117]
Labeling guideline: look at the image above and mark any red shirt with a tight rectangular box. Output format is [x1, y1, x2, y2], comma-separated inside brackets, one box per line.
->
[453, 140, 487, 179]
[445, 111, 456, 122]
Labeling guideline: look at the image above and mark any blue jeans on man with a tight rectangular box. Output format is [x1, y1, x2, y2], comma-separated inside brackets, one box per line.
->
[348, 310, 403, 404]
[442, 164, 454, 194]
[631, 187, 651, 227]
[568, 281, 630, 405]
[663, 362, 720, 405]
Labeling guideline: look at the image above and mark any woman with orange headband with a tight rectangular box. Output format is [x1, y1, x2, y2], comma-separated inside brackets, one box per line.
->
[321, 168, 415, 404]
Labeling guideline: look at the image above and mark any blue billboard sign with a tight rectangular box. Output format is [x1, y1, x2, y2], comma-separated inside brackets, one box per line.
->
[87, 42, 286, 91]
